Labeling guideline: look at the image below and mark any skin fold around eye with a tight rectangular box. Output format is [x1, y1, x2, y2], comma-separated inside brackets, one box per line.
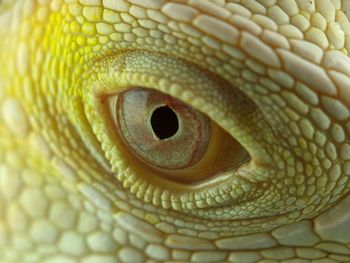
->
[74, 49, 271, 214]
[84, 50, 269, 209]
[105, 87, 251, 184]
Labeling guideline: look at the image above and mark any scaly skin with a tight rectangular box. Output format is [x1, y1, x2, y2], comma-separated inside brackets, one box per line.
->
[1, 0, 350, 262]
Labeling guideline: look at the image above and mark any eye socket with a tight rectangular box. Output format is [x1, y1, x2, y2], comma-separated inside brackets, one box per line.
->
[106, 87, 250, 184]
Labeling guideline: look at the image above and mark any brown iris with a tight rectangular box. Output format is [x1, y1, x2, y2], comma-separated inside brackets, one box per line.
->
[112, 88, 211, 170]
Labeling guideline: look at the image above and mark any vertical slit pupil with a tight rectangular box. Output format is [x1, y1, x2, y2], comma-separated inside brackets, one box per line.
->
[151, 106, 179, 139]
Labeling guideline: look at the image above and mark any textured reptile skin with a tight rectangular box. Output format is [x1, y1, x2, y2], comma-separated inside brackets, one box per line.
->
[1, 0, 350, 262]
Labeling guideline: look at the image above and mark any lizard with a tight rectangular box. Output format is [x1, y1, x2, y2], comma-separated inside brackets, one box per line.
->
[1, 0, 350, 262]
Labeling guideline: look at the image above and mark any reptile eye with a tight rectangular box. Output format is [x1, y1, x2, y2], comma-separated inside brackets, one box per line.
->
[112, 88, 210, 170]
[106, 87, 250, 183]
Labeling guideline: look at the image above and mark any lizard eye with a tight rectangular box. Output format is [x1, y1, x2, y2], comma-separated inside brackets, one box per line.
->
[111, 88, 210, 170]
[105, 87, 250, 184]
[85, 50, 259, 209]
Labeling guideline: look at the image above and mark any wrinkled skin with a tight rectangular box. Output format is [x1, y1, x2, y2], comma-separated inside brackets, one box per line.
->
[1, 0, 350, 262]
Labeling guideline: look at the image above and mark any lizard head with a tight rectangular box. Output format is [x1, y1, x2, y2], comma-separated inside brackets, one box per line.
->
[1, 0, 350, 262]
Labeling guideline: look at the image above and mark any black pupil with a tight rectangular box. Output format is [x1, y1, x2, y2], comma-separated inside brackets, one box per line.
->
[151, 106, 179, 139]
